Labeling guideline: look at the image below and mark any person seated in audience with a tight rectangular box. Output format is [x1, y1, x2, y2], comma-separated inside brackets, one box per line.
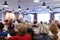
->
[7, 28, 17, 38]
[8, 27, 32, 40]
[27, 28, 34, 40]
[48, 20, 52, 26]
[50, 20, 59, 40]
[7, 29, 17, 40]
[38, 21, 49, 40]
[0, 36, 7, 40]
[32, 20, 39, 28]
[24, 20, 31, 28]
[15, 20, 23, 31]
[4, 20, 9, 31]
[4, 20, 9, 26]
[32, 25, 40, 35]
[8, 20, 15, 31]
[0, 22, 7, 37]
[44, 21, 49, 29]
[32, 20, 37, 26]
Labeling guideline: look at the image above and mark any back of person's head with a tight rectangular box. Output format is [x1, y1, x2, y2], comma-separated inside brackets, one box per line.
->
[32, 25, 37, 27]
[9, 29, 16, 36]
[4, 20, 9, 22]
[27, 28, 34, 37]
[18, 27, 27, 36]
[0, 36, 6, 40]
[17, 20, 22, 23]
[33, 20, 37, 24]
[12, 20, 15, 23]
[0, 22, 4, 30]
[24, 22, 31, 28]
[49, 20, 52, 23]
[40, 21, 43, 24]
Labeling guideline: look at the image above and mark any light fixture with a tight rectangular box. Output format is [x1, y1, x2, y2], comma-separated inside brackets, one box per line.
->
[33, 0, 39, 2]
[27, 8, 29, 10]
[47, 6, 50, 10]
[49, 8, 53, 12]
[2, 8, 5, 10]
[2, 8, 5, 12]
[26, 8, 29, 13]
[12, 9, 15, 13]
[32, 9, 35, 13]
[42, 2, 46, 7]
[18, 5, 21, 10]
[3, 1, 8, 7]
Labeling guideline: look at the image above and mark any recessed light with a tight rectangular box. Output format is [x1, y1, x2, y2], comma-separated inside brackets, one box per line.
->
[33, 0, 39, 2]
[4, 5, 8, 7]
[18, 5, 21, 10]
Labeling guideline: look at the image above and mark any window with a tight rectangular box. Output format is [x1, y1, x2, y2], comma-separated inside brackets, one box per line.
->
[23, 14, 34, 22]
[37, 13, 50, 23]
[29, 14, 34, 22]
[54, 13, 60, 22]
[0, 12, 4, 22]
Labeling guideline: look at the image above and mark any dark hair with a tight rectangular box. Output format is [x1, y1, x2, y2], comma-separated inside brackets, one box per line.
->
[0, 36, 6, 40]
[12, 20, 15, 23]
[18, 27, 27, 36]
[0, 22, 4, 30]
[33, 20, 37, 24]
[4, 20, 9, 22]
[40, 21, 43, 24]
[32, 25, 37, 27]
[17, 20, 22, 23]
[9, 29, 16, 36]
[49, 20, 52, 23]
[27, 28, 34, 36]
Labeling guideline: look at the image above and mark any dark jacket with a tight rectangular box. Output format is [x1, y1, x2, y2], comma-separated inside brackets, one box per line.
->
[0, 29, 7, 37]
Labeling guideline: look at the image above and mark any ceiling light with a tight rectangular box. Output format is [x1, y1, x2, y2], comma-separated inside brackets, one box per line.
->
[26, 8, 29, 13]
[42, 2, 46, 6]
[47, 6, 50, 10]
[18, 5, 21, 10]
[2, 8, 5, 10]
[42, 2, 46, 8]
[33, 0, 39, 2]
[12, 9, 15, 13]
[26, 8, 29, 11]
[32, 9, 35, 13]
[2, 8, 5, 12]
[3, 1, 8, 7]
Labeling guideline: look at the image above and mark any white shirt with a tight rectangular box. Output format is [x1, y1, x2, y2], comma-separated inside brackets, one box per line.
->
[39, 24, 49, 34]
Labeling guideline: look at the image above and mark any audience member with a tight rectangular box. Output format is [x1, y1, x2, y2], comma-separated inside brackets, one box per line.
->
[0, 22, 7, 37]
[8, 20, 15, 31]
[50, 20, 59, 40]
[8, 27, 32, 40]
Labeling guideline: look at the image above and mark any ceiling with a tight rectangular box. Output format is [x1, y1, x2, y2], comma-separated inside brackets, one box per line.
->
[0, 0, 60, 13]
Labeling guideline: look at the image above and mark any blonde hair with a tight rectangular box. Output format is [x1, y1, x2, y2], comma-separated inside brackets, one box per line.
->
[18, 26, 27, 35]
[24, 22, 31, 28]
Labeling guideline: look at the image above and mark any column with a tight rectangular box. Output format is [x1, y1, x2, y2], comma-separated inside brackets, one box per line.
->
[34, 13, 37, 21]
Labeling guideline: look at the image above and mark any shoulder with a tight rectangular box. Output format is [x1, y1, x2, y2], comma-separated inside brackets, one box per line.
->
[0, 31, 7, 36]
[25, 34, 32, 40]
[8, 36, 15, 40]
[25, 34, 31, 37]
